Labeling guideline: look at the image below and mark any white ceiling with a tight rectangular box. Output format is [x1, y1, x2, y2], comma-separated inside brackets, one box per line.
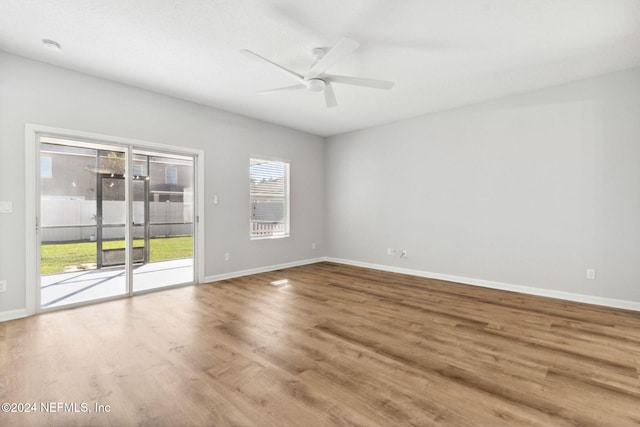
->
[1, 0, 639, 137]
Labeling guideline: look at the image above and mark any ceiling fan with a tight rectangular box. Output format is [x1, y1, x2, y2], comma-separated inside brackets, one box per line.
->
[241, 37, 394, 108]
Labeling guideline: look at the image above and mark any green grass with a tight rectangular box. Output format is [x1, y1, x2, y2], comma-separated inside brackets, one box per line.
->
[41, 236, 193, 275]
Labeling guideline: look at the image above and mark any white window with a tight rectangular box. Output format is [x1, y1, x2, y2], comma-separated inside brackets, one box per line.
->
[250, 158, 290, 239]
[41, 156, 52, 178]
[165, 167, 177, 184]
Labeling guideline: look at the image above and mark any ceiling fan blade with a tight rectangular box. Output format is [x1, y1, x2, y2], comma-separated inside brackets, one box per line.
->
[240, 49, 304, 83]
[306, 37, 360, 79]
[324, 82, 338, 108]
[258, 84, 306, 94]
[324, 74, 395, 90]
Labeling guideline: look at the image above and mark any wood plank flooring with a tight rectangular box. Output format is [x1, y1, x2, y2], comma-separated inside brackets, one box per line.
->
[1, 261, 640, 426]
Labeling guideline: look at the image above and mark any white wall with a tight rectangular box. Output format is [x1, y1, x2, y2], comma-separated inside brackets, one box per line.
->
[325, 67, 640, 304]
[0, 51, 325, 315]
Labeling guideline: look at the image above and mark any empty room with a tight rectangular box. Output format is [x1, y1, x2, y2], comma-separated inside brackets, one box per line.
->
[1, 1, 640, 426]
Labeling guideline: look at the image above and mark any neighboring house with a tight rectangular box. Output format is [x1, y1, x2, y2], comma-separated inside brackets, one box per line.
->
[40, 144, 192, 202]
[250, 176, 286, 223]
[40, 143, 193, 242]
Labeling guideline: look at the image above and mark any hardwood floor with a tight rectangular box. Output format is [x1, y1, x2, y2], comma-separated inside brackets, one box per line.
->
[1, 262, 640, 426]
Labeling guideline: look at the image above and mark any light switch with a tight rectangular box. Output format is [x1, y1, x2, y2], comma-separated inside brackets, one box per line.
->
[0, 201, 12, 213]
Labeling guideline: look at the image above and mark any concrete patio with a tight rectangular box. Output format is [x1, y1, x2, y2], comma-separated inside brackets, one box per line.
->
[40, 258, 194, 309]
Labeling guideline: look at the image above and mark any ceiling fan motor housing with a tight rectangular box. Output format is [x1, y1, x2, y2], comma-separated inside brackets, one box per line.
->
[305, 78, 326, 92]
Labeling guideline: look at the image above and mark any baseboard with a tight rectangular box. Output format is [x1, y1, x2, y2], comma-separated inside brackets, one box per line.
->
[325, 257, 640, 312]
[0, 308, 30, 322]
[7, 257, 635, 320]
[204, 257, 326, 283]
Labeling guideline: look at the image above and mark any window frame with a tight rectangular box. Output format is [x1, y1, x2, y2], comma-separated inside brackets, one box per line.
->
[249, 156, 290, 240]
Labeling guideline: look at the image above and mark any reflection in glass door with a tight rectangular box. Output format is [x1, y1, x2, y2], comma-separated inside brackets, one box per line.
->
[39, 137, 196, 310]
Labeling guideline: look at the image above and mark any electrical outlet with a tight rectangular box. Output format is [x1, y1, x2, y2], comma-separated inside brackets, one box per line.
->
[312, 242, 316, 249]
[586, 268, 596, 280]
[224, 253, 231, 261]
[387, 248, 393, 256]
[0, 280, 7, 293]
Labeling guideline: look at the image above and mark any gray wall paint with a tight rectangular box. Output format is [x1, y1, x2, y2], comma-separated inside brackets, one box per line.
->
[325, 67, 640, 303]
[1, 49, 639, 316]
[0, 52, 324, 313]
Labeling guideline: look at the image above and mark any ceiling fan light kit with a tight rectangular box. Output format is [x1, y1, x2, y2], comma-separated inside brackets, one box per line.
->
[305, 79, 325, 92]
[241, 37, 395, 108]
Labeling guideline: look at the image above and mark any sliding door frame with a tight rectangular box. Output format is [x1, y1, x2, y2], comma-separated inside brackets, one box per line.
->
[25, 124, 205, 315]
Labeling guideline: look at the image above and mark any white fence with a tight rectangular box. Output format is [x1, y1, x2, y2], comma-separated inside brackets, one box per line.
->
[41, 199, 192, 243]
[250, 221, 286, 238]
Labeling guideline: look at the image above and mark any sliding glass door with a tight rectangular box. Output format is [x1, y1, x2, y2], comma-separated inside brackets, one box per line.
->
[131, 151, 194, 292]
[38, 136, 196, 310]
[39, 141, 129, 308]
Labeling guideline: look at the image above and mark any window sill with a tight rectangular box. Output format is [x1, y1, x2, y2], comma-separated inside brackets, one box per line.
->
[250, 234, 290, 241]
